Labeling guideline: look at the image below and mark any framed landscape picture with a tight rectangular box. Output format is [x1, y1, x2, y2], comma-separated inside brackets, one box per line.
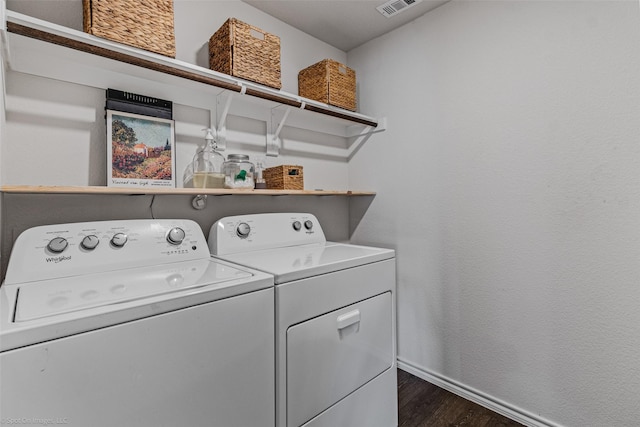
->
[107, 110, 176, 188]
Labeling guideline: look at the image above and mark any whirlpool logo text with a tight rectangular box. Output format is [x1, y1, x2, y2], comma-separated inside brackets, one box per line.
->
[45, 256, 71, 264]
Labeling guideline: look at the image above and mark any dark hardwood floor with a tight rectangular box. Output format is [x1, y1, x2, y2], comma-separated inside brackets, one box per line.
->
[398, 369, 525, 427]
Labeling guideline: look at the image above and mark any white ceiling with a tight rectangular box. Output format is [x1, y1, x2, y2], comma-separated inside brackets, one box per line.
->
[242, 0, 450, 51]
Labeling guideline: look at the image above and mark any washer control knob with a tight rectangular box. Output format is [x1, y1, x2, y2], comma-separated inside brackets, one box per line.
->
[110, 232, 128, 248]
[47, 237, 68, 253]
[80, 235, 100, 250]
[166, 227, 186, 245]
[304, 220, 314, 230]
[292, 221, 302, 231]
[236, 222, 251, 238]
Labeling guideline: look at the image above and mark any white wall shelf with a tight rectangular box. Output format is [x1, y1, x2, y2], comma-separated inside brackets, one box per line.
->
[3, 10, 384, 134]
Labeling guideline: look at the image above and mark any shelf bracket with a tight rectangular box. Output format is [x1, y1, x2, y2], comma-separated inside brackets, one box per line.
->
[267, 105, 292, 157]
[346, 116, 387, 138]
[213, 91, 234, 151]
[346, 117, 387, 160]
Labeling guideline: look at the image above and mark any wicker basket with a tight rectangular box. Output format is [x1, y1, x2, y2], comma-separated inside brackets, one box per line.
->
[263, 165, 304, 190]
[209, 18, 281, 89]
[298, 59, 356, 111]
[82, 0, 176, 58]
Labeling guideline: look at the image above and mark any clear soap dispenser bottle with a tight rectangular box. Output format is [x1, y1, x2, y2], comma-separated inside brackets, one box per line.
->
[254, 157, 267, 189]
[192, 128, 225, 188]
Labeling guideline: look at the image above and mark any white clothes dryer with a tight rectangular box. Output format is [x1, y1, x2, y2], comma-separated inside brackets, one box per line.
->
[209, 213, 398, 427]
[1, 219, 275, 427]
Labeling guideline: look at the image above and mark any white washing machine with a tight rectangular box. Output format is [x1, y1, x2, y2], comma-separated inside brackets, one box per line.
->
[209, 213, 398, 427]
[0, 219, 275, 427]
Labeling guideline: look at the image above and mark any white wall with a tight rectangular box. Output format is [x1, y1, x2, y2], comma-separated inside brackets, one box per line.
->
[348, 1, 640, 426]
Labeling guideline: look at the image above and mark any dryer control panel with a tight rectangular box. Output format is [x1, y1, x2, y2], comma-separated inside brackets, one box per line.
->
[209, 213, 326, 256]
[4, 219, 210, 284]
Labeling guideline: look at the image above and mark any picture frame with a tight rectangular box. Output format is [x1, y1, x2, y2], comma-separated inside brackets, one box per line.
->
[107, 110, 176, 188]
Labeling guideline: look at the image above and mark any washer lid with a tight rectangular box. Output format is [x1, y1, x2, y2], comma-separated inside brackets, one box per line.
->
[217, 242, 394, 284]
[13, 259, 253, 322]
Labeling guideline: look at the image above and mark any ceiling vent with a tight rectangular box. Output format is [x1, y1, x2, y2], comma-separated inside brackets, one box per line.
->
[376, 0, 423, 18]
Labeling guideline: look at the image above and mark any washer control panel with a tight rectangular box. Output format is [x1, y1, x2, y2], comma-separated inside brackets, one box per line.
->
[4, 219, 210, 284]
[209, 213, 327, 256]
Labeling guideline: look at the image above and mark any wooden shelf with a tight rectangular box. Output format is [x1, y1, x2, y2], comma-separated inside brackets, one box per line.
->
[1, 186, 375, 197]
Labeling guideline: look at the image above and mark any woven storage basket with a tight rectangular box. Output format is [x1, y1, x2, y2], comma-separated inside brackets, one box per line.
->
[82, 0, 176, 58]
[298, 59, 356, 111]
[263, 165, 304, 190]
[209, 18, 281, 89]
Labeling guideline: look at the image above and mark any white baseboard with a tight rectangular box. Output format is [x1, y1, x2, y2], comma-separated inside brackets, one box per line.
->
[397, 358, 563, 427]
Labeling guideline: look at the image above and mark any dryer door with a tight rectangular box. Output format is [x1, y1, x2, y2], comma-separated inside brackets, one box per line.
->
[286, 292, 393, 427]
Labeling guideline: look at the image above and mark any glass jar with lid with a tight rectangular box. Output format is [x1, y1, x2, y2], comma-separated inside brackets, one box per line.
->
[223, 154, 255, 189]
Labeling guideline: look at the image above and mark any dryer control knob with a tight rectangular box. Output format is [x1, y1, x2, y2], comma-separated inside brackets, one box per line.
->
[304, 220, 314, 230]
[236, 222, 251, 238]
[167, 227, 186, 245]
[111, 233, 128, 247]
[292, 221, 302, 231]
[47, 237, 68, 253]
[80, 235, 100, 250]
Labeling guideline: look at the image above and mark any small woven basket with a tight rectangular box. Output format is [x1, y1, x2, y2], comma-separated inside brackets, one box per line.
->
[209, 18, 281, 89]
[82, 0, 176, 58]
[298, 59, 356, 111]
[263, 165, 304, 190]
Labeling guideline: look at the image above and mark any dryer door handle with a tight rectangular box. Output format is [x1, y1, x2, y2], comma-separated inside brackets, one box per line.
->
[337, 309, 361, 330]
